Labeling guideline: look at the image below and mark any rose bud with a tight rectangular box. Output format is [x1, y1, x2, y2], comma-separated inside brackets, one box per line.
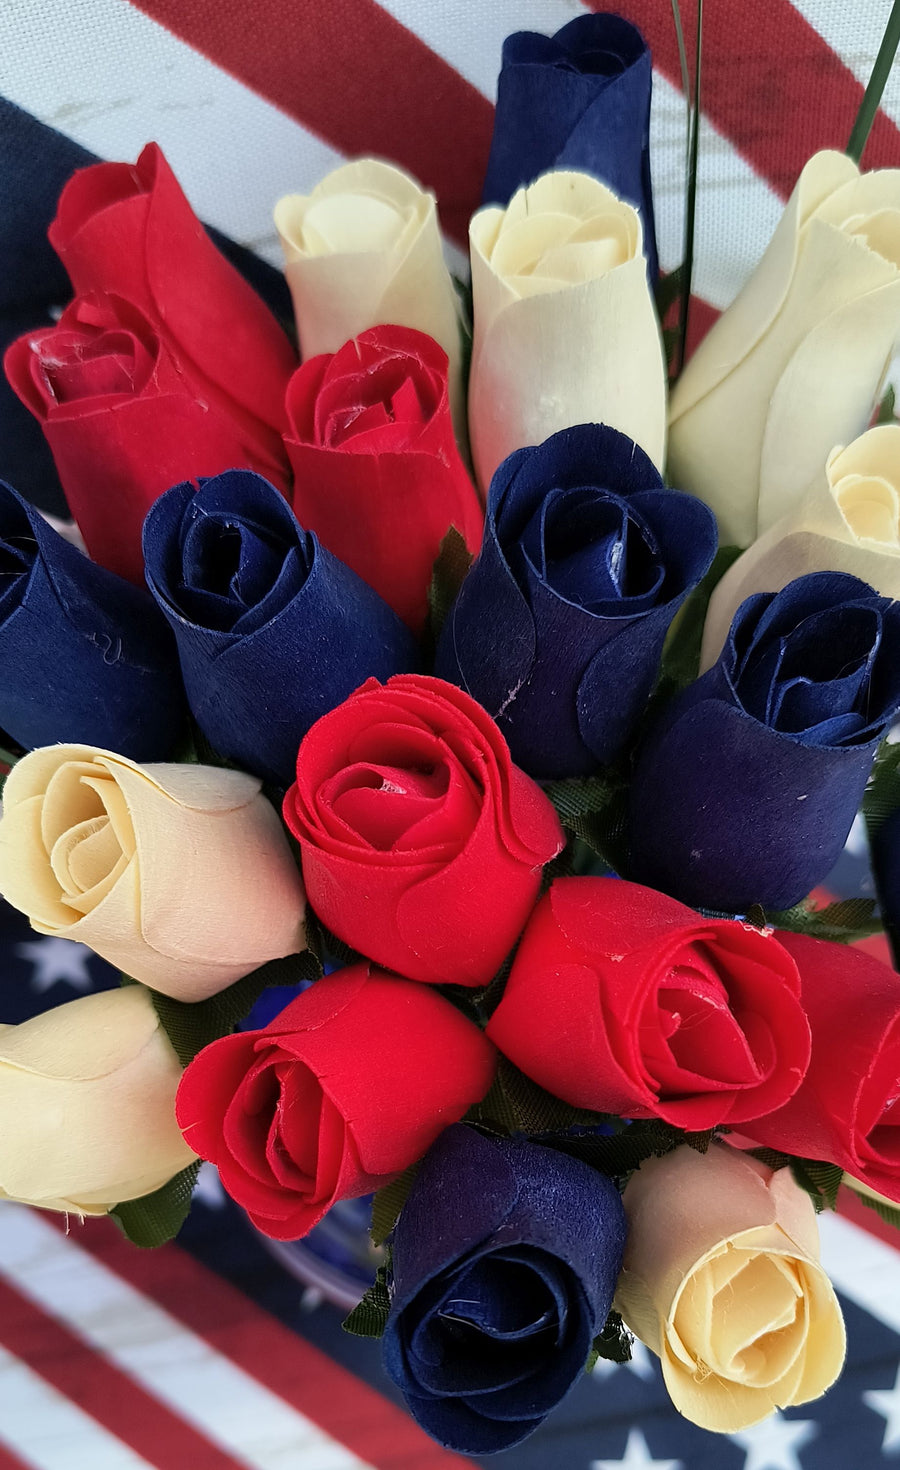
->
[486, 878, 810, 1130]
[615, 1145, 845, 1431]
[0, 478, 185, 760]
[274, 159, 464, 429]
[483, 12, 658, 279]
[143, 470, 418, 788]
[0, 987, 196, 1216]
[283, 326, 482, 632]
[49, 142, 295, 453]
[0, 745, 306, 1001]
[383, 1125, 626, 1455]
[750, 932, 900, 1202]
[669, 151, 900, 548]
[436, 424, 717, 777]
[703, 424, 900, 667]
[5, 293, 289, 585]
[629, 571, 900, 912]
[468, 170, 666, 493]
[176, 967, 496, 1239]
[283, 675, 563, 987]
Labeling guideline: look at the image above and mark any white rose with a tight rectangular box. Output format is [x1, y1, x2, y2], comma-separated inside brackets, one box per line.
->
[701, 423, 900, 667]
[0, 746, 306, 1001]
[0, 986, 196, 1215]
[669, 150, 900, 547]
[468, 169, 666, 492]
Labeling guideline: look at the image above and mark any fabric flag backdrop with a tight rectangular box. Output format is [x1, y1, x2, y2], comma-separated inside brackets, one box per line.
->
[4, 0, 900, 1466]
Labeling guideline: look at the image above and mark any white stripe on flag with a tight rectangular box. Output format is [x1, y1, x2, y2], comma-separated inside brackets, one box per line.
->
[820, 1211, 900, 1333]
[0, 0, 343, 264]
[0, 1204, 373, 1470]
[0, 1342, 157, 1470]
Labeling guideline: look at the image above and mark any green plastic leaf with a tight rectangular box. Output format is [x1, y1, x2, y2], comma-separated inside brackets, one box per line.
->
[466, 1056, 607, 1137]
[746, 1148, 843, 1212]
[370, 1165, 420, 1247]
[657, 545, 743, 693]
[852, 1188, 900, 1233]
[111, 1160, 201, 1247]
[878, 383, 897, 425]
[542, 772, 630, 874]
[342, 1260, 392, 1338]
[427, 526, 474, 643]
[766, 897, 883, 946]
[864, 736, 900, 838]
[586, 1309, 633, 1371]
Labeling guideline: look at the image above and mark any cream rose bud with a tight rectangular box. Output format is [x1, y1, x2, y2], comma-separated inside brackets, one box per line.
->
[468, 170, 666, 493]
[615, 1144, 845, 1432]
[274, 159, 463, 422]
[0, 746, 306, 1001]
[669, 150, 900, 548]
[702, 422, 900, 666]
[0, 987, 196, 1215]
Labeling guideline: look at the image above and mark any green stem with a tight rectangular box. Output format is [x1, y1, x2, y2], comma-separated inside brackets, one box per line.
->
[669, 0, 691, 128]
[847, 0, 900, 164]
[676, 0, 703, 377]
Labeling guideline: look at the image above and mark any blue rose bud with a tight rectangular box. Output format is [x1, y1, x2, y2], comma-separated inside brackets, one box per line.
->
[142, 470, 418, 787]
[482, 12, 658, 279]
[382, 1124, 626, 1455]
[630, 571, 900, 912]
[0, 478, 184, 759]
[435, 424, 717, 778]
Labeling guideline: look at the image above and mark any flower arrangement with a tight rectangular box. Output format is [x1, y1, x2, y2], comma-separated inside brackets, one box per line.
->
[4, 5, 900, 1456]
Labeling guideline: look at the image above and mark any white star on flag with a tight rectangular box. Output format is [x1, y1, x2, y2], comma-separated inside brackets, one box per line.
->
[591, 1337, 656, 1382]
[193, 1163, 227, 1210]
[15, 936, 94, 993]
[729, 1410, 818, 1470]
[591, 1427, 683, 1470]
[864, 1361, 900, 1451]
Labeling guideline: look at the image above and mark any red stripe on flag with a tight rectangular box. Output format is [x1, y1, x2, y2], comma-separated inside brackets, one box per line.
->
[0, 1275, 244, 1470]
[589, 0, 900, 198]
[125, 0, 492, 244]
[0, 1446, 35, 1469]
[838, 1184, 900, 1250]
[48, 1216, 473, 1470]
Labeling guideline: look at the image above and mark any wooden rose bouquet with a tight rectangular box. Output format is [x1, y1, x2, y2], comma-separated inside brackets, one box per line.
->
[5, 5, 900, 1454]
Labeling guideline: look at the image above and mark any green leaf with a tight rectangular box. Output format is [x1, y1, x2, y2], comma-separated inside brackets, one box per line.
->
[111, 1161, 201, 1247]
[657, 545, 743, 692]
[427, 526, 474, 643]
[864, 737, 900, 838]
[370, 1165, 420, 1247]
[654, 264, 683, 323]
[852, 1188, 900, 1233]
[746, 1148, 843, 1213]
[541, 772, 631, 874]
[766, 897, 883, 946]
[878, 383, 897, 425]
[342, 1261, 392, 1338]
[129, 947, 323, 1069]
[586, 1309, 633, 1371]
[466, 1056, 607, 1137]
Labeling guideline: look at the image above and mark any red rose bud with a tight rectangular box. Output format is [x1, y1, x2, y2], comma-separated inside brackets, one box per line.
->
[175, 964, 496, 1239]
[48, 143, 296, 447]
[283, 326, 483, 632]
[749, 932, 900, 1201]
[5, 295, 286, 585]
[283, 674, 564, 987]
[486, 878, 811, 1130]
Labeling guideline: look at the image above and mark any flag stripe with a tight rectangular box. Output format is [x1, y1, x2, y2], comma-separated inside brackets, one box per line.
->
[124, 0, 492, 244]
[0, 1207, 373, 1470]
[0, 1343, 158, 1470]
[820, 1212, 900, 1334]
[39, 1212, 472, 1470]
[587, 0, 900, 197]
[0, 1276, 245, 1470]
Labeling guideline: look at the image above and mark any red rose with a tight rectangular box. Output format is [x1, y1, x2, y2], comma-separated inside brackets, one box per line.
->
[5, 295, 286, 584]
[283, 326, 483, 632]
[175, 964, 496, 1238]
[486, 878, 811, 1130]
[48, 143, 296, 449]
[750, 932, 900, 1200]
[283, 674, 563, 987]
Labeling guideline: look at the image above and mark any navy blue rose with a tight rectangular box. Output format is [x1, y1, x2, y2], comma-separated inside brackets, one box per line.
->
[382, 1124, 626, 1455]
[482, 13, 658, 279]
[435, 424, 717, 778]
[142, 470, 417, 787]
[0, 478, 184, 759]
[630, 571, 900, 912]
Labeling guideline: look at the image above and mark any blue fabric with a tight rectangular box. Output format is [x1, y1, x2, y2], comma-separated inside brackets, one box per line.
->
[0, 478, 185, 759]
[382, 1124, 625, 1455]
[482, 13, 658, 280]
[142, 470, 419, 788]
[629, 571, 900, 913]
[435, 424, 717, 778]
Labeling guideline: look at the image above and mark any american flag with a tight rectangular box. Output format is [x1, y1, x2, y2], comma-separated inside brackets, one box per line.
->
[3, 1, 900, 1465]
